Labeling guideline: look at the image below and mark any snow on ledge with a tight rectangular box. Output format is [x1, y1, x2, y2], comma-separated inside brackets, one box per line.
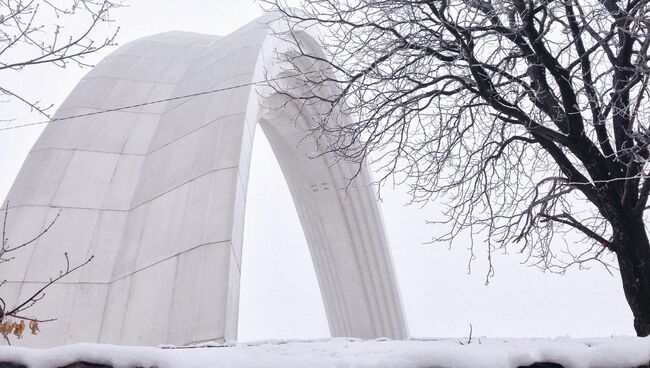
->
[0, 337, 649, 368]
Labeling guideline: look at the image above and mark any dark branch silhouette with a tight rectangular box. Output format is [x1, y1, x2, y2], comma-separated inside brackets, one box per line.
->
[0, 202, 93, 344]
[1, 0, 122, 120]
[264, 0, 650, 336]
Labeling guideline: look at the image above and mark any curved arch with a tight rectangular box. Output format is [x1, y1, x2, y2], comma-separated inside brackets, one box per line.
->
[1, 16, 407, 347]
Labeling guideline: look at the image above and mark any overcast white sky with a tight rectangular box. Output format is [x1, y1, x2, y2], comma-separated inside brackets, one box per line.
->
[0, 0, 635, 341]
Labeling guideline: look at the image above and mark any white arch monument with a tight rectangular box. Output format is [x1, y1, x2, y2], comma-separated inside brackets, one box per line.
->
[1, 15, 408, 347]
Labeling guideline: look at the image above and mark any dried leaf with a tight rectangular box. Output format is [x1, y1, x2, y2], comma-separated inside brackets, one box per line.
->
[0, 320, 13, 338]
[13, 320, 24, 339]
[29, 320, 39, 335]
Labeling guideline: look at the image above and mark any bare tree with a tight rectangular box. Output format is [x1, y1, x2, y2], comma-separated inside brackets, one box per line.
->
[264, 0, 650, 336]
[0, 0, 113, 344]
[1, 0, 122, 120]
[0, 203, 93, 344]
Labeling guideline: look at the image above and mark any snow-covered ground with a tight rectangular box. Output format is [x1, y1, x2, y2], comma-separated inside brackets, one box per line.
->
[1, 337, 649, 368]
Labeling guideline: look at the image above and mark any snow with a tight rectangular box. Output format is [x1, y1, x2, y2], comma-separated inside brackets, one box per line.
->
[0, 337, 649, 368]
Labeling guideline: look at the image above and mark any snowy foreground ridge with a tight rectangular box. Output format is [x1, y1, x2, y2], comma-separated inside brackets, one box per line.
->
[1, 337, 650, 368]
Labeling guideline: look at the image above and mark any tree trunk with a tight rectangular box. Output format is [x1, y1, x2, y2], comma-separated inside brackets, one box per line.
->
[615, 218, 650, 337]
